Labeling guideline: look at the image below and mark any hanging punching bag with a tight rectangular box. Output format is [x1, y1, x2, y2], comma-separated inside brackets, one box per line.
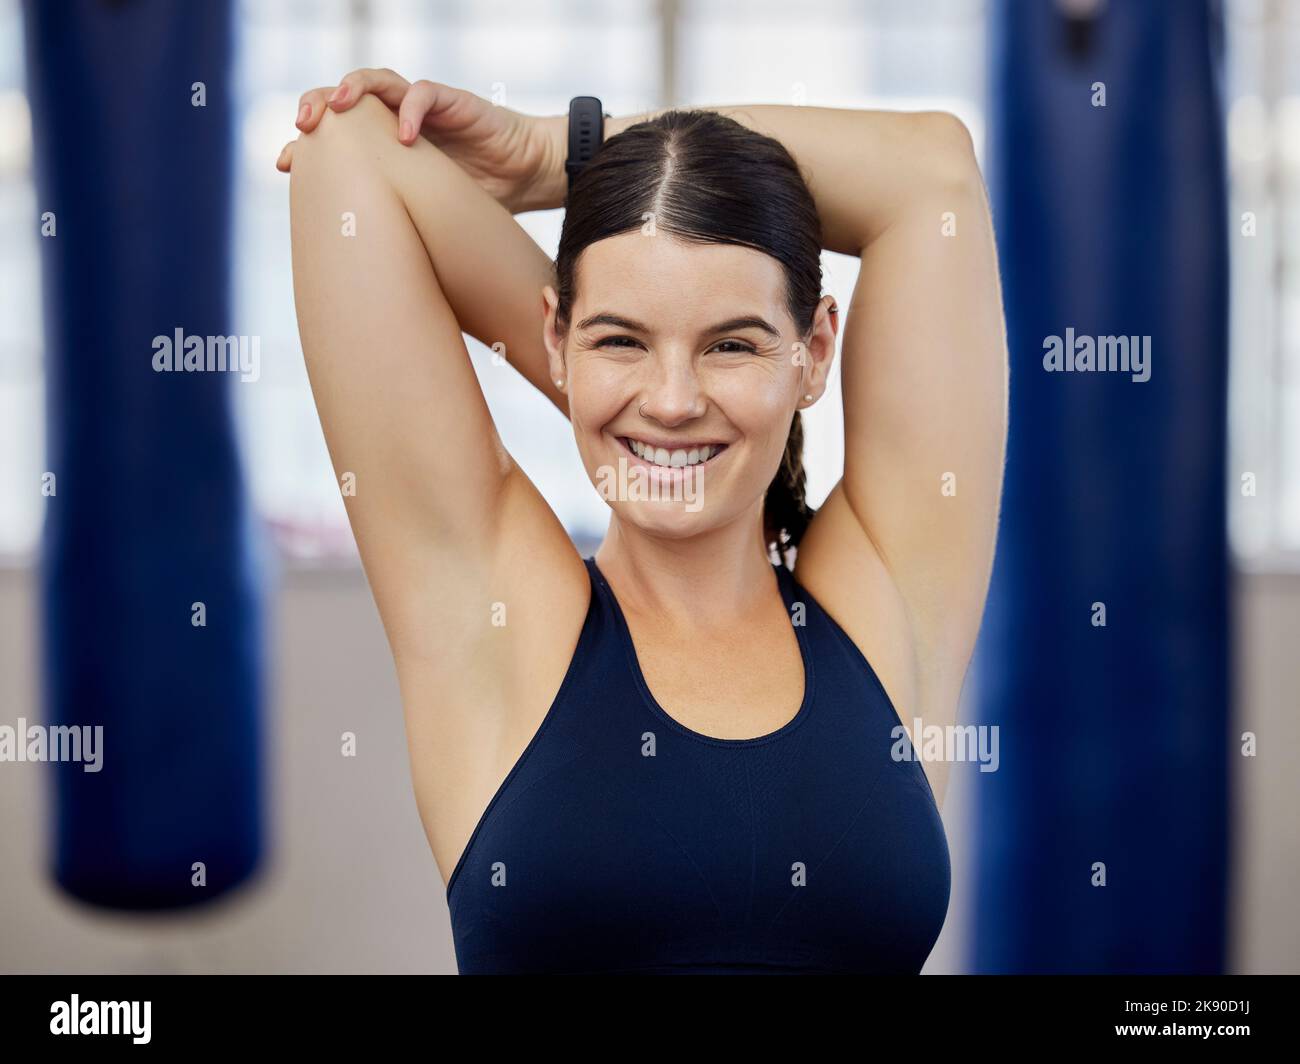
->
[972, 0, 1230, 972]
[24, 0, 264, 909]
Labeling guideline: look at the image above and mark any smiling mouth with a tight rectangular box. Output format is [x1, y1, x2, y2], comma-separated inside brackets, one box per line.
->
[617, 436, 729, 469]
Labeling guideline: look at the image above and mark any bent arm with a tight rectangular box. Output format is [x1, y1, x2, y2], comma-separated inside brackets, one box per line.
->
[714, 106, 1006, 673]
[289, 94, 575, 637]
[712, 107, 1005, 670]
[389, 127, 570, 418]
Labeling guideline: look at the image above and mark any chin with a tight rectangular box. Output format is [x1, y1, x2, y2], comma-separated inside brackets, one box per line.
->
[614, 501, 713, 540]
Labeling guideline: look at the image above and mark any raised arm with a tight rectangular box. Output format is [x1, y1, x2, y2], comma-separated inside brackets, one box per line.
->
[287, 78, 599, 879]
[287, 87, 588, 670]
[701, 106, 1008, 684]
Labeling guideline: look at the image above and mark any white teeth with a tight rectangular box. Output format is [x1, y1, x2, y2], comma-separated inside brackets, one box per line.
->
[625, 439, 720, 467]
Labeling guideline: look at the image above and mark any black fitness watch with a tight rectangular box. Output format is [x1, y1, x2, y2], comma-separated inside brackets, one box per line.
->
[565, 96, 606, 183]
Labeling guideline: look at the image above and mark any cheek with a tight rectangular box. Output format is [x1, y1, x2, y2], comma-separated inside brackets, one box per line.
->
[574, 356, 636, 403]
[709, 366, 795, 448]
[568, 360, 632, 454]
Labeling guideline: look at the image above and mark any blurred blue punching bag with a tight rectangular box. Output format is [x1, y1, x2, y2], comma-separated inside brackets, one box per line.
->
[973, 1, 1230, 971]
[24, 0, 264, 908]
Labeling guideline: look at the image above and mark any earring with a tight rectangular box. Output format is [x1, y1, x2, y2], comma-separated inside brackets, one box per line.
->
[803, 393, 814, 403]
[555, 378, 564, 388]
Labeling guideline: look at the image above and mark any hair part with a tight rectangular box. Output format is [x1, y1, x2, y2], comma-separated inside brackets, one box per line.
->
[555, 109, 821, 561]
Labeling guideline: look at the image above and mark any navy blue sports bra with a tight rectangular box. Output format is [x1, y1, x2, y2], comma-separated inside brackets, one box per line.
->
[446, 557, 950, 974]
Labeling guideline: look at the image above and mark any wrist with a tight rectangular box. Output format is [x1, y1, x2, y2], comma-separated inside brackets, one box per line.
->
[513, 113, 570, 214]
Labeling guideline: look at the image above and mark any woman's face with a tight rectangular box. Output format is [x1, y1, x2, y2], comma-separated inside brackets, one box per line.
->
[544, 233, 834, 542]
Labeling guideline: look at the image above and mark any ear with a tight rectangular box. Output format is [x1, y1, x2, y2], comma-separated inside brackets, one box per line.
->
[541, 285, 567, 389]
[799, 294, 839, 407]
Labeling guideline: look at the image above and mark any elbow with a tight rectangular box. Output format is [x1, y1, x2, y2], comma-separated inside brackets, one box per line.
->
[290, 92, 400, 182]
[916, 110, 982, 193]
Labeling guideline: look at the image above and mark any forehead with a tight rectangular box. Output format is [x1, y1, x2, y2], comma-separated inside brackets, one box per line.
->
[572, 232, 789, 326]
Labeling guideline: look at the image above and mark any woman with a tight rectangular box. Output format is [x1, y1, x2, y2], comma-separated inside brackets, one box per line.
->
[280, 70, 1007, 974]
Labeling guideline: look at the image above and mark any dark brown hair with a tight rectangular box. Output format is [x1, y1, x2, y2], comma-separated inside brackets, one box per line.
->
[554, 109, 821, 561]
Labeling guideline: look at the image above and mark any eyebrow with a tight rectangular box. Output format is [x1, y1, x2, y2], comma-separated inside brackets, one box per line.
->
[575, 312, 781, 339]
[576, 312, 649, 332]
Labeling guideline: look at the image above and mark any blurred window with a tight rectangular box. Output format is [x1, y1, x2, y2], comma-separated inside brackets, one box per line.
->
[1225, 0, 1300, 562]
[3, 0, 1293, 566]
[0, 0, 41, 556]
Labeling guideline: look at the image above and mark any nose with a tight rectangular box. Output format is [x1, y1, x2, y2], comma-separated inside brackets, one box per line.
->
[637, 354, 706, 427]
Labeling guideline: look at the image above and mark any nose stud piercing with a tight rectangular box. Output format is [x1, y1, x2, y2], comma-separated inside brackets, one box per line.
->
[639, 401, 649, 419]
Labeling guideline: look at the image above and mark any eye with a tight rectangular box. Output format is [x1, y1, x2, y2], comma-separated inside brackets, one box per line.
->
[596, 335, 644, 350]
[709, 339, 757, 354]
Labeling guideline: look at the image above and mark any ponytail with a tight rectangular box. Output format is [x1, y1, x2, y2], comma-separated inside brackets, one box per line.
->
[764, 410, 815, 566]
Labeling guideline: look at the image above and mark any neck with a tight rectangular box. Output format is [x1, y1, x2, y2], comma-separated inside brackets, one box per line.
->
[594, 508, 778, 629]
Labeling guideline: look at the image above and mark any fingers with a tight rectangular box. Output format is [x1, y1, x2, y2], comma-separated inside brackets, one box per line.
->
[327, 67, 411, 113]
[295, 88, 333, 133]
[295, 70, 411, 135]
[291, 68, 426, 162]
[396, 79, 445, 144]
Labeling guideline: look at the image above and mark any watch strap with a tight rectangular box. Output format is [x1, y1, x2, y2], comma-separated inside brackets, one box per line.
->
[565, 96, 605, 180]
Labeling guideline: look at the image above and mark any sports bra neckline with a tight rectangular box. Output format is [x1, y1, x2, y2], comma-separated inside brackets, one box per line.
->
[585, 556, 817, 748]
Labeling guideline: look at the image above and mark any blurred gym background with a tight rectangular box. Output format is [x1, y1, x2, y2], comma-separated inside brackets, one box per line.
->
[0, 0, 1295, 973]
